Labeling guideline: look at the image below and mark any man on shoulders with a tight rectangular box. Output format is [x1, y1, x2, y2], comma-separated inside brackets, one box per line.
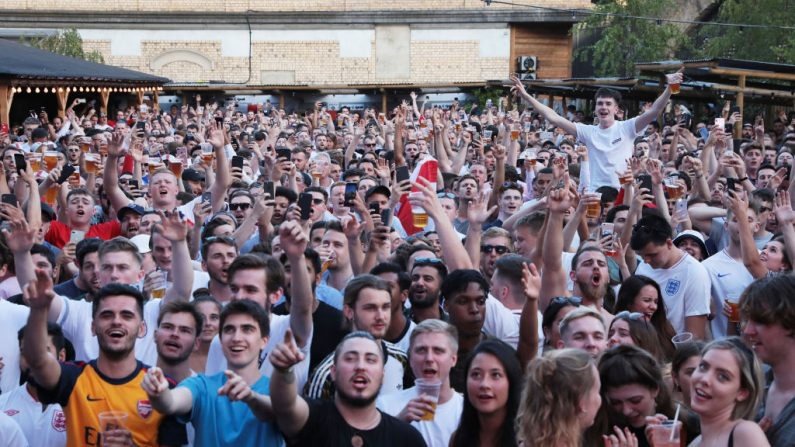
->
[511, 69, 683, 188]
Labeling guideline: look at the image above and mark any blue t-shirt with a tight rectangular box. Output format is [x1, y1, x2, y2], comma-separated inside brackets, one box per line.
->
[178, 372, 284, 447]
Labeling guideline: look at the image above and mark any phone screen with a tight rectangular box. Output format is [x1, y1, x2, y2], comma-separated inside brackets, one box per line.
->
[298, 193, 313, 220]
[264, 181, 275, 198]
[344, 183, 358, 207]
[232, 156, 245, 169]
[1, 194, 17, 207]
[13, 154, 26, 173]
[396, 166, 410, 183]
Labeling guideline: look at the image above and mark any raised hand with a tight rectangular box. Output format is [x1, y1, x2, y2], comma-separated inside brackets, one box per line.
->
[107, 131, 126, 157]
[774, 191, 795, 225]
[466, 190, 498, 226]
[279, 220, 308, 258]
[207, 125, 225, 149]
[154, 209, 188, 242]
[0, 212, 36, 254]
[269, 329, 305, 372]
[23, 268, 55, 310]
[547, 178, 572, 214]
[397, 395, 437, 423]
[141, 366, 169, 397]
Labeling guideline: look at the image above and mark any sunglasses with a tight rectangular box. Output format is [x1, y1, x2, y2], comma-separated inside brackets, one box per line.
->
[437, 192, 456, 199]
[550, 296, 582, 307]
[229, 203, 252, 211]
[615, 310, 645, 321]
[481, 245, 509, 255]
[204, 235, 236, 245]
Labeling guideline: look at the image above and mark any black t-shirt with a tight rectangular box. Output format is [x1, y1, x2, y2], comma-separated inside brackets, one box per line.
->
[273, 300, 347, 373]
[290, 399, 426, 447]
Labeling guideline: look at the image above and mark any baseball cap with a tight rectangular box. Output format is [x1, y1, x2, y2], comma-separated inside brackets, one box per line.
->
[673, 230, 708, 258]
[365, 185, 391, 201]
[118, 204, 146, 220]
[182, 168, 206, 183]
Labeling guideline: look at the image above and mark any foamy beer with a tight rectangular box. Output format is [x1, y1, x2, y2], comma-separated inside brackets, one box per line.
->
[409, 192, 428, 228]
[201, 143, 214, 164]
[585, 192, 602, 219]
[169, 160, 183, 178]
[510, 129, 520, 141]
[80, 141, 90, 153]
[28, 154, 42, 172]
[43, 151, 59, 171]
[151, 287, 166, 299]
[664, 178, 684, 200]
[84, 153, 100, 175]
[415, 379, 441, 421]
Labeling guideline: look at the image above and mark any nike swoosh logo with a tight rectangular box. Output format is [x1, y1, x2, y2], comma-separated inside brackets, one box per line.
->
[717, 273, 730, 278]
[87, 395, 104, 402]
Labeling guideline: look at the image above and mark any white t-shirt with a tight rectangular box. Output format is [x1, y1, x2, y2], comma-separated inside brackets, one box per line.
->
[575, 117, 641, 189]
[57, 296, 161, 365]
[484, 295, 544, 352]
[377, 387, 464, 447]
[702, 249, 754, 339]
[204, 314, 312, 391]
[0, 301, 29, 394]
[0, 411, 28, 447]
[562, 251, 577, 293]
[0, 384, 66, 447]
[635, 253, 711, 334]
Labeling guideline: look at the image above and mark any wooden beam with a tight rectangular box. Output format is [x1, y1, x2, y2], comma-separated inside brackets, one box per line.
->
[55, 89, 68, 118]
[381, 91, 387, 114]
[736, 75, 746, 139]
[135, 91, 144, 107]
[279, 94, 285, 110]
[0, 85, 11, 125]
[152, 91, 160, 115]
[99, 90, 110, 115]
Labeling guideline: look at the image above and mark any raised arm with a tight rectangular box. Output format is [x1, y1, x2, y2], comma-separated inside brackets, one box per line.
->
[774, 191, 795, 268]
[104, 131, 133, 213]
[22, 269, 63, 390]
[269, 330, 310, 440]
[464, 191, 499, 270]
[156, 211, 192, 304]
[280, 221, 313, 349]
[539, 178, 573, 310]
[511, 76, 576, 136]
[516, 263, 540, 371]
[207, 125, 231, 213]
[634, 69, 681, 134]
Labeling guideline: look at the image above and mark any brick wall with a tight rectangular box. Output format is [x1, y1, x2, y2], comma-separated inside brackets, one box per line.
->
[2, 0, 591, 12]
[83, 38, 511, 85]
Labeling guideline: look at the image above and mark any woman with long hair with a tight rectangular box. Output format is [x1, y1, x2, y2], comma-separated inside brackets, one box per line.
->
[615, 275, 676, 361]
[688, 337, 769, 446]
[189, 294, 221, 373]
[607, 311, 665, 364]
[670, 341, 705, 442]
[450, 340, 523, 447]
[517, 349, 607, 447]
[588, 345, 683, 447]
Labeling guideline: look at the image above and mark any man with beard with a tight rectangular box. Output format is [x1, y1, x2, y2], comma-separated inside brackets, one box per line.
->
[153, 302, 202, 384]
[200, 235, 237, 304]
[8, 211, 194, 365]
[273, 248, 346, 373]
[22, 276, 184, 446]
[407, 258, 448, 323]
[304, 275, 412, 400]
[442, 270, 491, 392]
[540, 184, 614, 322]
[118, 204, 144, 238]
[54, 238, 102, 300]
[229, 191, 255, 227]
[270, 331, 426, 447]
[142, 299, 280, 445]
[0, 323, 67, 447]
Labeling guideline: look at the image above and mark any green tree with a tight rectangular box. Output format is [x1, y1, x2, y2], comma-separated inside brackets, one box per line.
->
[27, 28, 104, 63]
[575, 0, 686, 77]
[698, 0, 795, 63]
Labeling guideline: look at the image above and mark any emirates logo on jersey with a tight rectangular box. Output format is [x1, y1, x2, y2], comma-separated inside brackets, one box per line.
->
[137, 400, 153, 419]
[4, 409, 19, 417]
[52, 411, 66, 432]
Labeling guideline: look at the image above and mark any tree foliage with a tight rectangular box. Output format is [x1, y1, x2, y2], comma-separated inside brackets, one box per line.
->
[698, 0, 795, 63]
[575, 0, 686, 77]
[27, 28, 104, 64]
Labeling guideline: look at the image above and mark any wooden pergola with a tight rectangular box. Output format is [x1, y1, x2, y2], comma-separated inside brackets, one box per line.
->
[0, 38, 169, 125]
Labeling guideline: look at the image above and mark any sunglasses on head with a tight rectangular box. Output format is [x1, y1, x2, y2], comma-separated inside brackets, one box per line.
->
[229, 203, 251, 211]
[204, 235, 236, 245]
[437, 192, 456, 199]
[550, 296, 582, 307]
[480, 244, 509, 255]
[615, 310, 645, 321]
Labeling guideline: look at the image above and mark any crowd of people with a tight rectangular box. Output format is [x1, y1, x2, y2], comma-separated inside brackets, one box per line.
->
[0, 67, 793, 447]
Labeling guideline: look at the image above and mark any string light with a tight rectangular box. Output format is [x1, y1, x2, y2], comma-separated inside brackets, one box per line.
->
[58, 87, 63, 92]
[35, 87, 40, 93]
[26, 87, 31, 93]
[482, 0, 795, 31]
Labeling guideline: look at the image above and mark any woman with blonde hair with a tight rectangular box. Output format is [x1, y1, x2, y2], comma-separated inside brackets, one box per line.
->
[518, 349, 622, 446]
[688, 337, 769, 446]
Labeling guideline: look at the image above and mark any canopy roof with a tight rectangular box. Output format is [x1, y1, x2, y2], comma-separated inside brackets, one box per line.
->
[0, 38, 168, 86]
